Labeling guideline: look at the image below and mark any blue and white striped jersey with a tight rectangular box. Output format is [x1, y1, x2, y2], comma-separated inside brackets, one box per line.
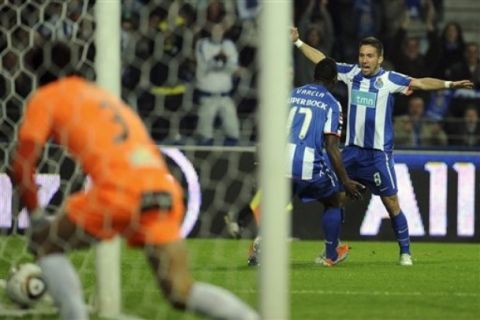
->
[337, 63, 411, 151]
[287, 84, 342, 181]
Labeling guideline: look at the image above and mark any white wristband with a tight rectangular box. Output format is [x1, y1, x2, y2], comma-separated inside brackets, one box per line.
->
[294, 39, 303, 48]
[444, 81, 452, 89]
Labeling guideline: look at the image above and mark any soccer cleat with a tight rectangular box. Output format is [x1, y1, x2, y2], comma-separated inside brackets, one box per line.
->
[315, 244, 349, 266]
[247, 236, 261, 267]
[247, 254, 259, 267]
[317, 239, 342, 260]
[399, 253, 413, 266]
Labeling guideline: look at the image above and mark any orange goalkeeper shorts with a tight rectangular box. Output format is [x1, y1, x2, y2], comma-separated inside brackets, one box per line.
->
[66, 174, 184, 246]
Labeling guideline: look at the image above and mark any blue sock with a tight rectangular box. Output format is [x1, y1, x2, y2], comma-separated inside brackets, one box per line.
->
[391, 212, 411, 255]
[322, 207, 342, 260]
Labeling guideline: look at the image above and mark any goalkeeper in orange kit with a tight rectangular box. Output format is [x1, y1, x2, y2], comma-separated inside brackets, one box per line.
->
[10, 42, 258, 320]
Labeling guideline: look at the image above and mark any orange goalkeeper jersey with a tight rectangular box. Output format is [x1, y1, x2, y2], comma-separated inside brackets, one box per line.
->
[14, 77, 174, 210]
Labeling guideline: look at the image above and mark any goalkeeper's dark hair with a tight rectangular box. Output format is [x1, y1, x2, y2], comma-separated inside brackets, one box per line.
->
[313, 57, 337, 87]
[26, 41, 92, 87]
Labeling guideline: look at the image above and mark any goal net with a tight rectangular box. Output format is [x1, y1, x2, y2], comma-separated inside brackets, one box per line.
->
[0, 0, 290, 319]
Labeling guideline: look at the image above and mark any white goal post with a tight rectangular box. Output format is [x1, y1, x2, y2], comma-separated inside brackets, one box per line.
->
[94, 1, 122, 318]
[259, 1, 291, 319]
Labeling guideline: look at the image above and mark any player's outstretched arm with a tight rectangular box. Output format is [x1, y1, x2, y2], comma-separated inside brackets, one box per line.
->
[290, 27, 326, 64]
[324, 134, 365, 199]
[410, 78, 474, 91]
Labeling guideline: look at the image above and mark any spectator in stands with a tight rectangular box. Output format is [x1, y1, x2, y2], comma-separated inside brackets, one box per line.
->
[449, 106, 480, 147]
[447, 42, 480, 89]
[122, 0, 144, 16]
[2, 50, 33, 99]
[326, 0, 381, 61]
[179, 3, 197, 29]
[405, 0, 424, 20]
[403, 0, 439, 25]
[207, 0, 228, 24]
[121, 3, 196, 142]
[390, 10, 435, 116]
[394, 95, 448, 147]
[424, 90, 453, 121]
[2, 50, 19, 75]
[378, 0, 407, 57]
[147, 4, 196, 88]
[194, 23, 240, 145]
[120, 12, 139, 54]
[295, 0, 334, 86]
[325, 0, 357, 61]
[391, 10, 435, 78]
[196, 0, 236, 40]
[295, 26, 327, 86]
[428, 21, 466, 79]
[37, 2, 79, 40]
[353, 0, 382, 40]
[298, 0, 334, 56]
[236, 0, 260, 21]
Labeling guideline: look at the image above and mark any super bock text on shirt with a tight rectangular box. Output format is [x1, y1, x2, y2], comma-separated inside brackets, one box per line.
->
[290, 89, 328, 109]
[287, 84, 342, 181]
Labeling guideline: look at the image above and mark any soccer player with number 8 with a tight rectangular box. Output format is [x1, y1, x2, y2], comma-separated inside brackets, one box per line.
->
[291, 27, 474, 266]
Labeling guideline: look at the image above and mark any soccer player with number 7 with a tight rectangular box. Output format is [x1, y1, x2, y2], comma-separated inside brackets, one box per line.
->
[10, 42, 258, 320]
[236, 58, 366, 267]
[286, 58, 365, 267]
[290, 27, 474, 266]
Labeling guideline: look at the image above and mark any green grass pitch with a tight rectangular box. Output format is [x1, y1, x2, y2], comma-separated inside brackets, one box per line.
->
[0, 237, 479, 319]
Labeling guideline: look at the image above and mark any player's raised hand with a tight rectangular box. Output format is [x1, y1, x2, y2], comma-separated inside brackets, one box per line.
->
[452, 80, 474, 89]
[344, 179, 366, 200]
[290, 27, 299, 42]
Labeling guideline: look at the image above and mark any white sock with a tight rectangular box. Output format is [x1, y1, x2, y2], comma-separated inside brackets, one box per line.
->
[186, 282, 259, 320]
[38, 254, 89, 320]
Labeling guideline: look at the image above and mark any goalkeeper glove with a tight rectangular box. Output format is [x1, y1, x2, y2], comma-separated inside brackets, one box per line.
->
[28, 208, 50, 234]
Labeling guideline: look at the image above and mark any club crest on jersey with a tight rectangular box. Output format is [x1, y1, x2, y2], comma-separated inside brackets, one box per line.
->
[374, 78, 384, 89]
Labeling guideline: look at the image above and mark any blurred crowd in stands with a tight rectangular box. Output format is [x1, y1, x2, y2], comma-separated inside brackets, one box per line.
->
[0, 0, 479, 148]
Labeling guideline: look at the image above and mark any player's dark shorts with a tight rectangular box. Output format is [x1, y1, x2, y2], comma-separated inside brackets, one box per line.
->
[291, 168, 342, 202]
[342, 145, 398, 196]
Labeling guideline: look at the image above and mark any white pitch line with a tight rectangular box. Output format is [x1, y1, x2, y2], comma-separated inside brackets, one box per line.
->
[237, 289, 479, 297]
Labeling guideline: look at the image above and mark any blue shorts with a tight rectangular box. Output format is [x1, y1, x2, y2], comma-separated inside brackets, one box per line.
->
[342, 146, 398, 196]
[291, 170, 342, 203]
